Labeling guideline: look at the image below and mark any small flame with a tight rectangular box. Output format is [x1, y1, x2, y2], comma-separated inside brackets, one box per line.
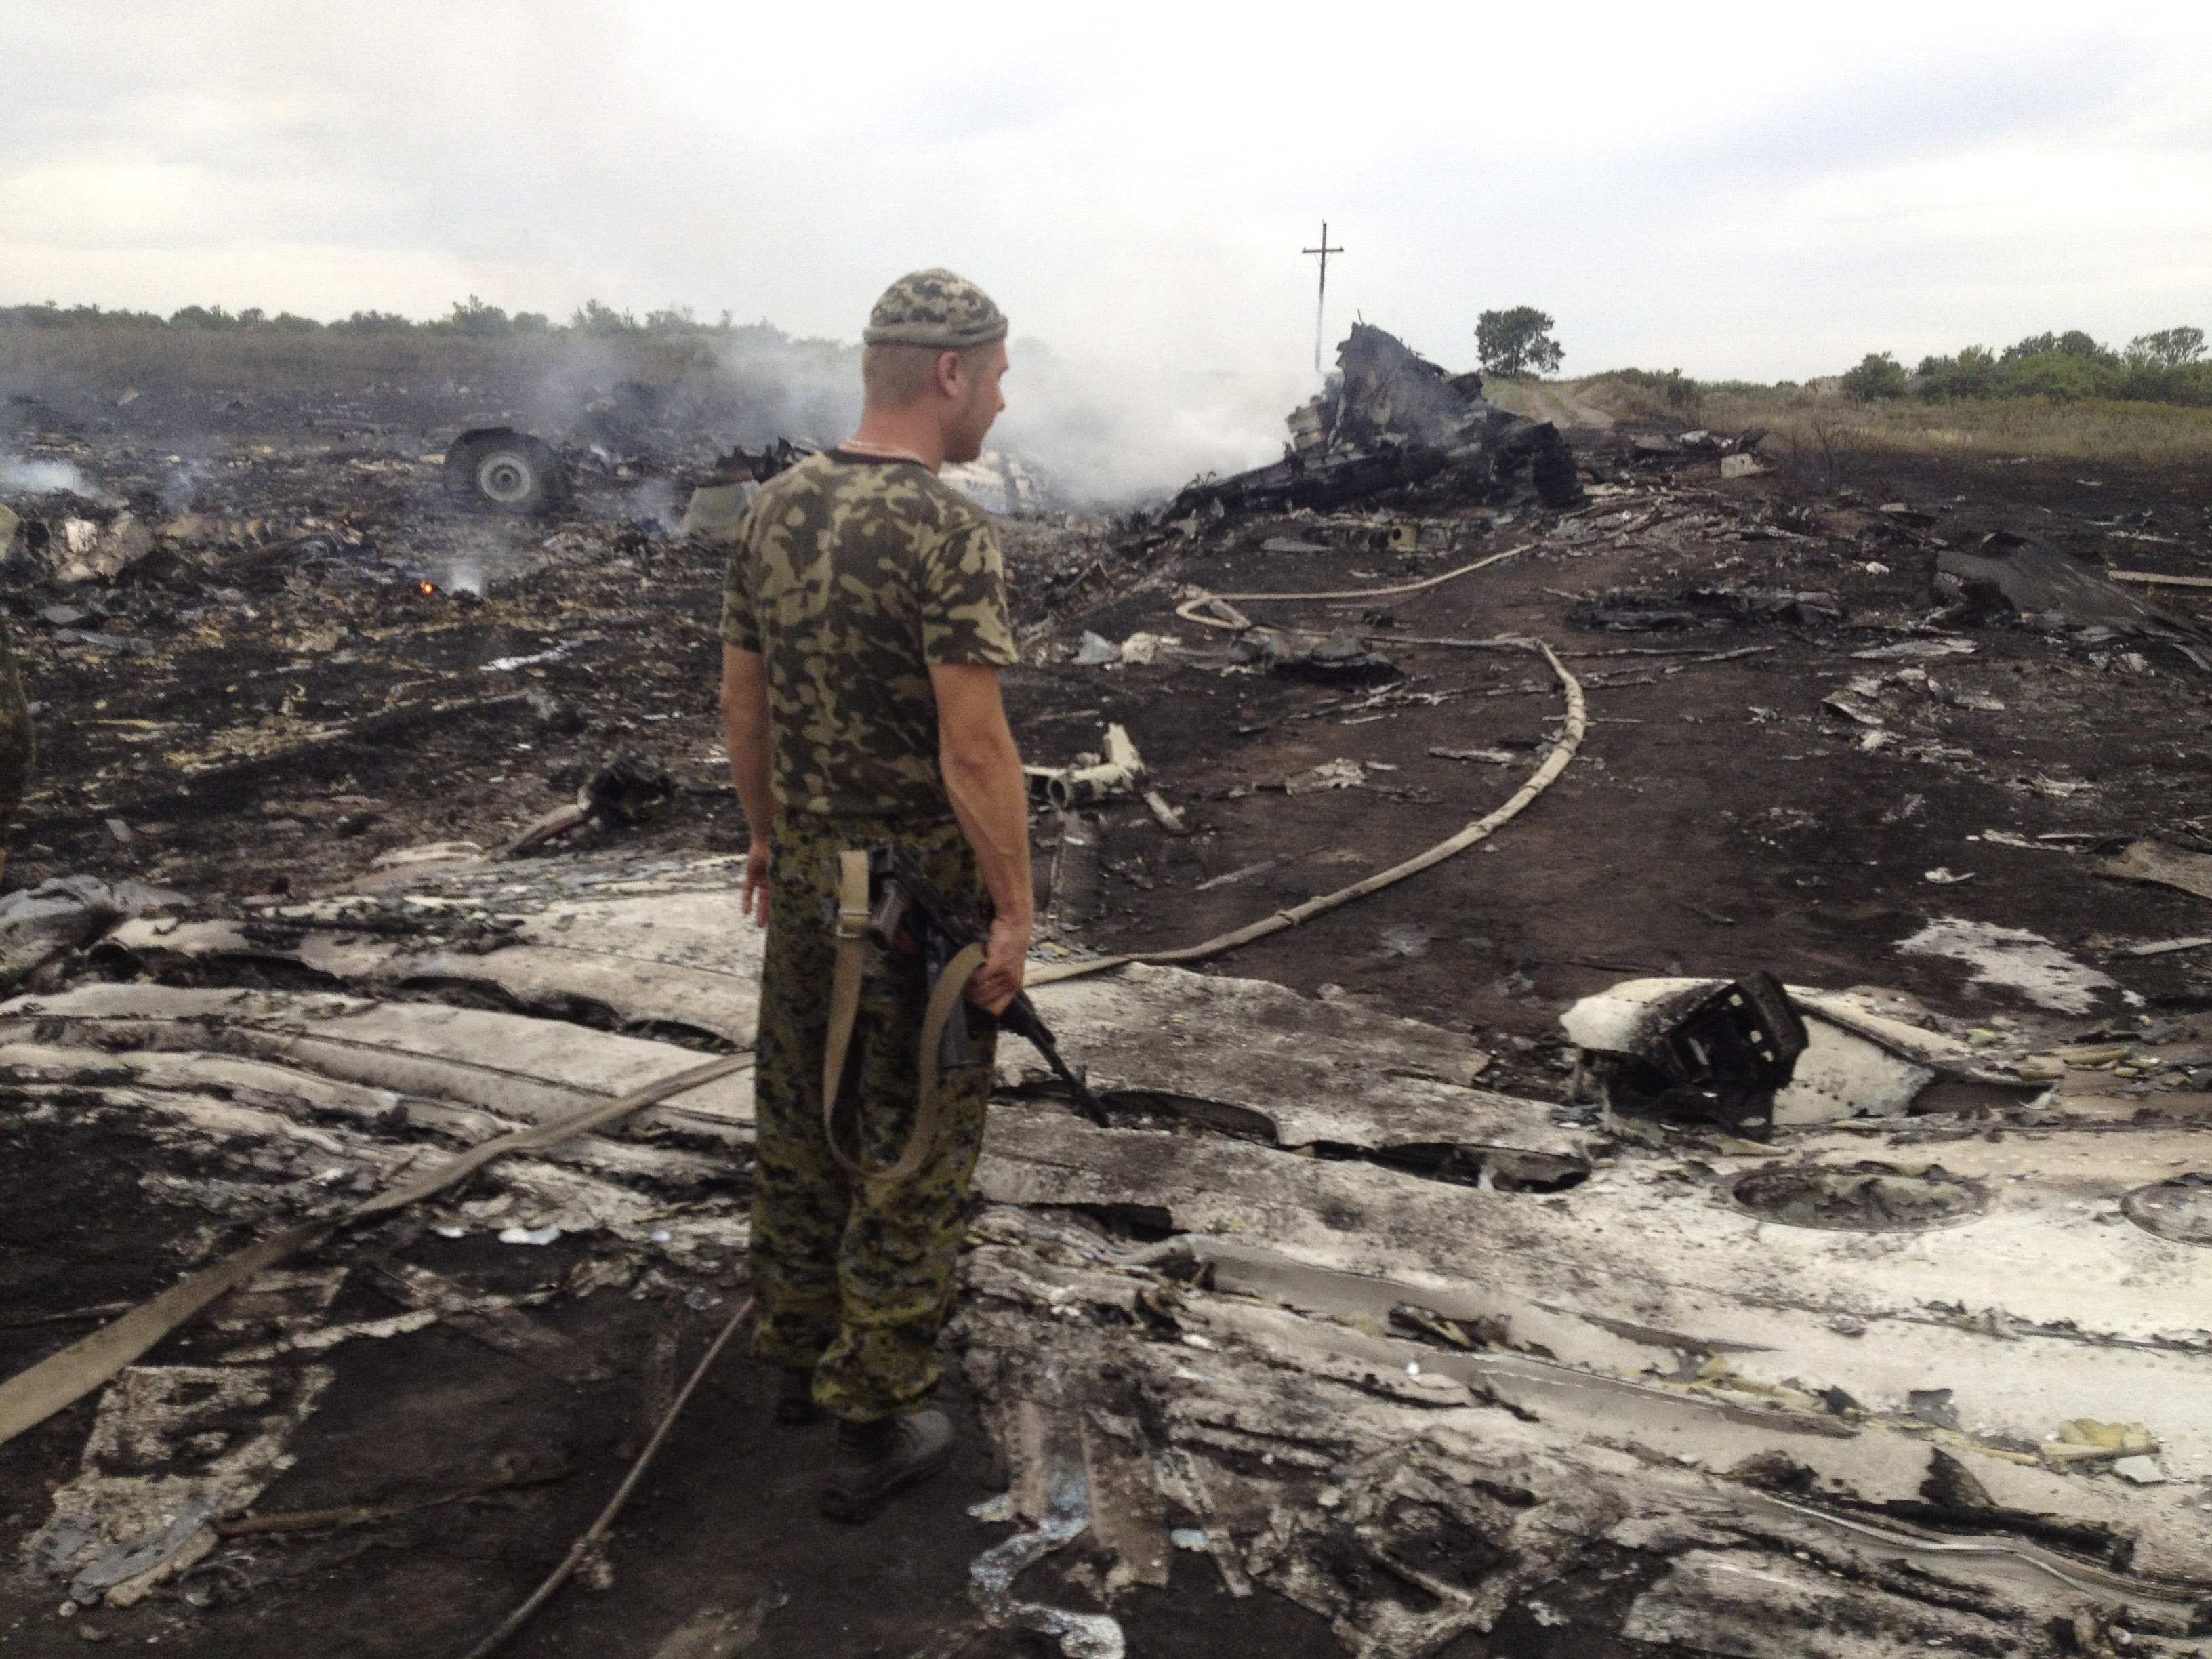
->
[419, 579, 436, 595]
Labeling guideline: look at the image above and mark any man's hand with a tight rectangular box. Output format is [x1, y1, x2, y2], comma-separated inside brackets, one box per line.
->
[966, 912, 1030, 1015]
[931, 661, 1035, 1015]
[721, 644, 775, 927]
[740, 841, 770, 926]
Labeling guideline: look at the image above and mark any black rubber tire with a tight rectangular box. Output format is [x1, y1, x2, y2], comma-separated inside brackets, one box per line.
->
[443, 430, 569, 514]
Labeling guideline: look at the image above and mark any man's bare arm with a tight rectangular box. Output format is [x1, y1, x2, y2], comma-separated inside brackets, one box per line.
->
[721, 643, 775, 924]
[930, 662, 1031, 1013]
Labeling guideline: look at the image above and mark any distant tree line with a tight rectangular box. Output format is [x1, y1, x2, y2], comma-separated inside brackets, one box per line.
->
[0, 296, 792, 340]
[1841, 327, 2208, 406]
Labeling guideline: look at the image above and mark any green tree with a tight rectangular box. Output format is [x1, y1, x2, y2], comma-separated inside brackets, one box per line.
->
[1840, 352, 1908, 401]
[329, 309, 416, 334]
[570, 298, 639, 335]
[1916, 344, 1998, 398]
[2128, 326, 2205, 367]
[445, 294, 510, 337]
[2002, 329, 2112, 364]
[2001, 352, 2110, 401]
[1474, 307, 1565, 377]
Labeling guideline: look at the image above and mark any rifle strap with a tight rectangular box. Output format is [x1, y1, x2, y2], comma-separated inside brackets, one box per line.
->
[820, 848, 874, 1172]
[821, 848, 984, 1185]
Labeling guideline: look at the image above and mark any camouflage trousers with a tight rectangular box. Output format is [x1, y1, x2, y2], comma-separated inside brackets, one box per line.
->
[0, 618, 33, 878]
[749, 812, 996, 1421]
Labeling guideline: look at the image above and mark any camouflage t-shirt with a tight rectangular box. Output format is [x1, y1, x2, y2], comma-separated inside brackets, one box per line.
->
[721, 451, 1020, 819]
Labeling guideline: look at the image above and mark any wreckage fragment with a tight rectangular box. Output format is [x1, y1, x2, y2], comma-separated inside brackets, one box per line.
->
[1936, 537, 2212, 670]
[1570, 584, 1844, 632]
[1036, 724, 1146, 810]
[1161, 323, 1582, 523]
[1584, 972, 1807, 1140]
[1563, 976, 2044, 1127]
[443, 427, 571, 514]
[500, 751, 673, 857]
[1228, 626, 1399, 684]
[2102, 839, 2212, 905]
[0, 876, 177, 991]
[49, 514, 157, 584]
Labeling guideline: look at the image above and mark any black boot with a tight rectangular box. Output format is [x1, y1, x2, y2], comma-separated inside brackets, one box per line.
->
[775, 1368, 825, 1428]
[819, 1408, 953, 1523]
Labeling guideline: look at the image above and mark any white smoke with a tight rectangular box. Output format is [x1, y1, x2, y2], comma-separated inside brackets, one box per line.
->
[0, 455, 112, 501]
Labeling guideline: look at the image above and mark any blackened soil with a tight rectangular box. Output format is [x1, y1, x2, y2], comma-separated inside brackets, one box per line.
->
[5, 389, 2212, 1656]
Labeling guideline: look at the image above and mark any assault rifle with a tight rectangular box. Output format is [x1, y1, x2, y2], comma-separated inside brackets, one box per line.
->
[865, 845, 1109, 1128]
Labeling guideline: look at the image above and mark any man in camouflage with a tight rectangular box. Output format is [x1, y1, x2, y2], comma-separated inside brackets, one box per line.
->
[0, 507, 34, 880]
[719, 270, 1030, 1522]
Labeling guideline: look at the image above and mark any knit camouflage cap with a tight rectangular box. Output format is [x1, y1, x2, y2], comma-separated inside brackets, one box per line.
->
[862, 268, 1008, 350]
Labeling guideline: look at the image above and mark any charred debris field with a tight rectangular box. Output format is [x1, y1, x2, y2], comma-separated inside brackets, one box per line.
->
[6, 332, 2212, 1658]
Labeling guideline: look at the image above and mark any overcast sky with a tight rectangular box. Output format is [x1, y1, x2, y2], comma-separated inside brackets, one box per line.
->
[7, 0, 2209, 394]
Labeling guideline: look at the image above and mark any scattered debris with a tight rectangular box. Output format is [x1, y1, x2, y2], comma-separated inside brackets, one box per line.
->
[501, 753, 674, 858]
[1037, 724, 1145, 810]
[0, 876, 175, 989]
[50, 516, 157, 585]
[1936, 539, 2212, 670]
[9, 333, 2212, 1658]
[1072, 632, 1122, 667]
[2101, 840, 2212, 905]
[1851, 637, 1975, 662]
[1284, 758, 1366, 794]
[31, 1362, 334, 1606]
[2118, 935, 2212, 958]
[1229, 628, 1399, 684]
[1570, 586, 1843, 632]
[5, 845, 2209, 1656]
[964, 1424, 1124, 1659]
[939, 452, 1048, 517]
[1563, 975, 2041, 1126]
[2108, 569, 2212, 590]
[1898, 918, 2131, 1015]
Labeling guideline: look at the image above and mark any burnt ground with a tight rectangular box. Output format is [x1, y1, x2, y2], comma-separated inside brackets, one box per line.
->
[4, 382, 2212, 1656]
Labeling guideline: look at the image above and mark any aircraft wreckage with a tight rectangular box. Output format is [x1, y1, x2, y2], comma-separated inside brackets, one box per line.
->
[3, 848, 2209, 1658]
[1157, 322, 1584, 523]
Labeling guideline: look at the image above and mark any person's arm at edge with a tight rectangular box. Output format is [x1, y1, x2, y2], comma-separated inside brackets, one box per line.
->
[721, 642, 775, 925]
[930, 661, 1031, 1014]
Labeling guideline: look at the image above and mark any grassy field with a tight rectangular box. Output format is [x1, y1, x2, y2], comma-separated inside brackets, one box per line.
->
[12, 321, 2210, 476]
[1513, 371, 2212, 468]
[0, 323, 848, 397]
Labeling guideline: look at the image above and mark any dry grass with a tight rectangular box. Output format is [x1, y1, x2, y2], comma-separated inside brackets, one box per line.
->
[1569, 375, 2212, 468]
[1477, 377, 1540, 419]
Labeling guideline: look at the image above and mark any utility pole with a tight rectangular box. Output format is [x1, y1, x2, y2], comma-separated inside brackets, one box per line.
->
[1302, 220, 1343, 375]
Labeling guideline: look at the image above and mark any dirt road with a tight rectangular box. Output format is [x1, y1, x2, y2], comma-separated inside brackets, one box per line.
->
[1511, 379, 1615, 428]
